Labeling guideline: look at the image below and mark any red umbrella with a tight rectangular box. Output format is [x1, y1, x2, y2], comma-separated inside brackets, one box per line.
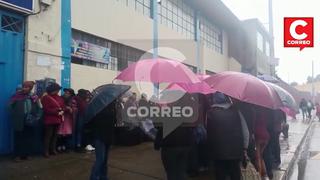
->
[204, 71, 282, 109]
[114, 58, 200, 84]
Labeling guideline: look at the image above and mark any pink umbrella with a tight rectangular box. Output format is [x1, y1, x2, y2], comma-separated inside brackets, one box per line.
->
[197, 74, 210, 81]
[166, 82, 216, 94]
[204, 71, 282, 109]
[114, 58, 200, 83]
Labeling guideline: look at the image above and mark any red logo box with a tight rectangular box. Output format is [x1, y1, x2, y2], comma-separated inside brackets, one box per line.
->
[284, 17, 314, 51]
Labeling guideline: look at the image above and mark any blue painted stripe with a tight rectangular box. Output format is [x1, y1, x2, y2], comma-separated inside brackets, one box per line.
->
[61, 0, 71, 88]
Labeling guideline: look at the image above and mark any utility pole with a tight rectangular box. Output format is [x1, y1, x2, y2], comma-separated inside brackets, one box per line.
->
[268, 0, 275, 76]
[312, 60, 315, 103]
[152, 0, 159, 95]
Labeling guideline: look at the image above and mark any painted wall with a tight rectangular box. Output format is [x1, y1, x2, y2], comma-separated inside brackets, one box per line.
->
[25, 0, 62, 82]
[71, 64, 118, 91]
[70, 0, 239, 89]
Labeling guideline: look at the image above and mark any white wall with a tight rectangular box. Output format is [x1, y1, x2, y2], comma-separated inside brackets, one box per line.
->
[25, 0, 62, 82]
[71, 64, 118, 91]
[70, 0, 241, 88]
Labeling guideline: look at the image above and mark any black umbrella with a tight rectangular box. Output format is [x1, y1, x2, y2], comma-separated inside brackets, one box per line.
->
[84, 84, 131, 123]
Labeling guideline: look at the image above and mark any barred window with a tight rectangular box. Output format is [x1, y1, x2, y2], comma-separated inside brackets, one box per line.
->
[200, 17, 223, 54]
[158, 0, 195, 39]
[116, 0, 151, 17]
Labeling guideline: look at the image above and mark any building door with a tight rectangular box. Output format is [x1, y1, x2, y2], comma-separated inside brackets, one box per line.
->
[0, 9, 25, 154]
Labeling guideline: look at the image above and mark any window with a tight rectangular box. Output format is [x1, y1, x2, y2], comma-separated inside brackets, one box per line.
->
[1, 15, 23, 33]
[257, 32, 264, 52]
[116, 0, 151, 17]
[200, 17, 223, 54]
[158, 0, 195, 39]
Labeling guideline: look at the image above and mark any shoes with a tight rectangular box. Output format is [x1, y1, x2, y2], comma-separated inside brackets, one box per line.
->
[85, 145, 95, 151]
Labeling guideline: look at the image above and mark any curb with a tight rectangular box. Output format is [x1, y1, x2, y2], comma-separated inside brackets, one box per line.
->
[281, 120, 314, 180]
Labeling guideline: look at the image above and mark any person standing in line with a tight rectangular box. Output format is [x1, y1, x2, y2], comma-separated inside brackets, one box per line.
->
[273, 110, 286, 165]
[263, 109, 278, 179]
[254, 107, 270, 178]
[237, 102, 257, 166]
[206, 93, 249, 180]
[57, 88, 77, 152]
[88, 100, 117, 180]
[154, 94, 197, 180]
[74, 89, 89, 152]
[41, 83, 65, 158]
[9, 81, 42, 161]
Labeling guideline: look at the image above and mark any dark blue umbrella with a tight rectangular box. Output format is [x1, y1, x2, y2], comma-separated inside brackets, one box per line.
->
[85, 84, 131, 123]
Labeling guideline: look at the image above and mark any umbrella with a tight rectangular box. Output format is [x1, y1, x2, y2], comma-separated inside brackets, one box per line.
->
[280, 107, 297, 119]
[265, 82, 298, 110]
[204, 71, 282, 109]
[85, 84, 131, 123]
[114, 58, 200, 84]
[165, 82, 215, 94]
[197, 74, 210, 81]
[257, 74, 279, 83]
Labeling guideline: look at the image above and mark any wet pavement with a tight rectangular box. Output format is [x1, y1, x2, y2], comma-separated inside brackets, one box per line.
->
[288, 117, 320, 180]
[0, 116, 311, 180]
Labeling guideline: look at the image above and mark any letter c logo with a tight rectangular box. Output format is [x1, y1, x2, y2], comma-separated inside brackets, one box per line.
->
[290, 20, 308, 40]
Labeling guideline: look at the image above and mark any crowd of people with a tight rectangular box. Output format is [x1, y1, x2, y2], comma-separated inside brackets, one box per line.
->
[152, 92, 288, 180]
[9, 81, 93, 161]
[8, 81, 291, 180]
[84, 89, 290, 180]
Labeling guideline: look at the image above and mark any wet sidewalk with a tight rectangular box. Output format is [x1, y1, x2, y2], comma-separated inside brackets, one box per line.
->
[0, 116, 311, 180]
[274, 116, 311, 180]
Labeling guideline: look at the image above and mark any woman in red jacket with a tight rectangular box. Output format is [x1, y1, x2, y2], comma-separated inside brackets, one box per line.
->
[41, 83, 65, 158]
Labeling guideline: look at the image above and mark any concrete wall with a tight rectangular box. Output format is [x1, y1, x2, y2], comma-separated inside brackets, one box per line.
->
[71, 64, 118, 91]
[70, 0, 239, 90]
[24, 0, 62, 82]
[228, 57, 242, 72]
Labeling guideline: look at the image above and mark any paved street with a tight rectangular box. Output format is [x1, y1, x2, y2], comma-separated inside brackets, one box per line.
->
[0, 115, 311, 180]
[288, 118, 320, 180]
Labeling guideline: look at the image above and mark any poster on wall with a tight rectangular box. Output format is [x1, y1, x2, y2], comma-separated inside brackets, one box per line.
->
[71, 39, 110, 64]
[0, 0, 34, 13]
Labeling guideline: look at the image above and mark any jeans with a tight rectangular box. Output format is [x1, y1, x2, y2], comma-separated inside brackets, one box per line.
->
[75, 116, 84, 148]
[161, 147, 190, 180]
[90, 139, 110, 180]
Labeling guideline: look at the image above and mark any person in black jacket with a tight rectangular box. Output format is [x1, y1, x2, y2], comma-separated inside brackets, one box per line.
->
[155, 126, 196, 180]
[88, 100, 117, 180]
[206, 92, 249, 180]
[154, 94, 197, 180]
